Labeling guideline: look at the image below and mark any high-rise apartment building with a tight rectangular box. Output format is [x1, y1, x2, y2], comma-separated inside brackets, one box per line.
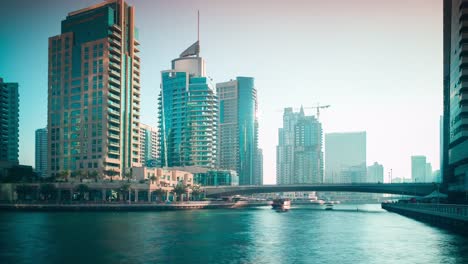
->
[255, 148, 263, 185]
[324, 132, 366, 183]
[216, 77, 261, 185]
[139, 123, 158, 167]
[35, 128, 48, 177]
[158, 41, 217, 168]
[277, 107, 323, 184]
[367, 162, 384, 183]
[0, 78, 19, 164]
[443, 0, 468, 203]
[47, 0, 141, 177]
[411, 156, 427, 183]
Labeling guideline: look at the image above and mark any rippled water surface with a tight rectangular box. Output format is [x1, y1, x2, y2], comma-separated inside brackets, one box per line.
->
[0, 204, 467, 264]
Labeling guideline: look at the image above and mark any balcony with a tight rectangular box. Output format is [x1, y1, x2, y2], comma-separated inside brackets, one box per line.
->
[109, 77, 120, 86]
[108, 124, 120, 132]
[108, 141, 119, 147]
[109, 69, 120, 78]
[108, 92, 120, 101]
[109, 62, 121, 71]
[109, 85, 120, 94]
[108, 116, 120, 124]
[108, 37, 121, 48]
[108, 100, 120, 109]
[109, 46, 121, 55]
[109, 54, 121, 63]
[108, 133, 119, 140]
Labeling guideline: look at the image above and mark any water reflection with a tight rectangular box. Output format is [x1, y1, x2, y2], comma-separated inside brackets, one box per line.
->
[0, 205, 467, 264]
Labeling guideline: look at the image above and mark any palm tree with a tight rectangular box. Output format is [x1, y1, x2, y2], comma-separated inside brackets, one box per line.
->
[149, 175, 157, 184]
[153, 188, 165, 202]
[119, 183, 131, 202]
[58, 170, 70, 182]
[90, 171, 99, 182]
[191, 185, 202, 201]
[106, 169, 118, 182]
[75, 184, 89, 201]
[39, 183, 57, 201]
[123, 168, 133, 183]
[172, 184, 187, 202]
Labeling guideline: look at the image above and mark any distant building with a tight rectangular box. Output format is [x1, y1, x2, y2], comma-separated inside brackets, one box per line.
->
[0, 78, 19, 164]
[35, 128, 48, 177]
[433, 170, 442, 183]
[425, 162, 432, 183]
[216, 77, 261, 185]
[139, 123, 158, 167]
[158, 41, 217, 168]
[47, 1, 142, 178]
[443, 0, 468, 203]
[276, 107, 323, 184]
[411, 156, 427, 182]
[367, 162, 384, 183]
[324, 132, 366, 183]
[255, 148, 263, 185]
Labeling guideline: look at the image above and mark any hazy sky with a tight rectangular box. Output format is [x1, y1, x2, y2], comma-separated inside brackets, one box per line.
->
[0, 0, 442, 184]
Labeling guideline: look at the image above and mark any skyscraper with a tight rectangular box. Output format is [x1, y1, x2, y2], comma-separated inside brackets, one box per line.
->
[217, 77, 261, 185]
[47, 0, 141, 177]
[0, 78, 19, 164]
[139, 123, 158, 167]
[255, 148, 263, 185]
[367, 162, 384, 183]
[277, 107, 323, 184]
[443, 0, 468, 203]
[35, 128, 48, 177]
[411, 156, 426, 183]
[158, 41, 217, 168]
[324, 132, 366, 183]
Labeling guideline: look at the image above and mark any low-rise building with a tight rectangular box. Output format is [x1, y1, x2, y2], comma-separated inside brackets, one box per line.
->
[132, 167, 193, 189]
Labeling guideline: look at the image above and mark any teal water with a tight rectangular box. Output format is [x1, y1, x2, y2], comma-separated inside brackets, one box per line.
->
[0, 204, 467, 264]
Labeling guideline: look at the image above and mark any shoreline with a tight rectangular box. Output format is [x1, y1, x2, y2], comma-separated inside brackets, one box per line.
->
[0, 201, 270, 212]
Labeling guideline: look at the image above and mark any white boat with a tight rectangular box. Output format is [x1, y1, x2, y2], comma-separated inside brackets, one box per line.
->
[324, 202, 334, 210]
[272, 198, 291, 211]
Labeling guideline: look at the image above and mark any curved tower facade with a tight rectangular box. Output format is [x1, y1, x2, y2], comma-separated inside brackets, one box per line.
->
[158, 41, 217, 168]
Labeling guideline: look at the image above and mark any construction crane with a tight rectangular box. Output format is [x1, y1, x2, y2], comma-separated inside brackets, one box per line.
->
[302, 104, 331, 120]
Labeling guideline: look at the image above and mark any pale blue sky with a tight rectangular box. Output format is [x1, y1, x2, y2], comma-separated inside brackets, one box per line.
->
[0, 0, 442, 183]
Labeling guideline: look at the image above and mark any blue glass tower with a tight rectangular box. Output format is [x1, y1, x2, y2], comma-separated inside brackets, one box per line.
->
[217, 77, 261, 185]
[158, 41, 217, 168]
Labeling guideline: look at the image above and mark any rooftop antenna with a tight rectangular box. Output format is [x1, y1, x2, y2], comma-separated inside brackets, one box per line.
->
[197, 10, 200, 57]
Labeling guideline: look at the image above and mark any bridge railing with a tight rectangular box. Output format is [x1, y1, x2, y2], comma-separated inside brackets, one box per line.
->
[388, 203, 468, 218]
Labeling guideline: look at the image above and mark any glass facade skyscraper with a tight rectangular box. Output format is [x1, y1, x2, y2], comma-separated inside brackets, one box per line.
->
[217, 77, 261, 185]
[35, 128, 48, 177]
[0, 78, 19, 164]
[277, 107, 323, 184]
[47, 0, 141, 177]
[158, 41, 217, 168]
[443, 0, 468, 203]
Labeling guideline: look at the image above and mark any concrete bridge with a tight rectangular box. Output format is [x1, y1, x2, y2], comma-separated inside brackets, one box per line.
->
[204, 183, 438, 197]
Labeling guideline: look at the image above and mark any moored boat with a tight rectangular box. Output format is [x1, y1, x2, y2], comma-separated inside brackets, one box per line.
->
[324, 202, 334, 210]
[272, 198, 291, 211]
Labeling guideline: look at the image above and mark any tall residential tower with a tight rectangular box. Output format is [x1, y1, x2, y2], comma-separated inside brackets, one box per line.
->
[47, 0, 141, 177]
[443, 0, 468, 203]
[139, 123, 158, 167]
[35, 128, 48, 177]
[0, 78, 19, 164]
[276, 107, 323, 184]
[217, 77, 262, 185]
[158, 41, 217, 168]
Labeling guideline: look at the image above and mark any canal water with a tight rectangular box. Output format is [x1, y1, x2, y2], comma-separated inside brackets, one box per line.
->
[0, 204, 467, 264]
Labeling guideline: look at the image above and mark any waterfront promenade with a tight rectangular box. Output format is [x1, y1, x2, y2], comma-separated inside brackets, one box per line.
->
[382, 202, 468, 234]
[0, 200, 271, 212]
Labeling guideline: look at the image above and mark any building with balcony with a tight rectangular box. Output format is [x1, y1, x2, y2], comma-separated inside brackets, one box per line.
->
[216, 77, 261, 185]
[0, 78, 19, 164]
[47, 0, 141, 178]
[139, 123, 158, 167]
[158, 41, 217, 168]
[367, 162, 384, 183]
[35, 128, 48, 177]
[277, 107, 323, 184]
[443, 0, 468, 203]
